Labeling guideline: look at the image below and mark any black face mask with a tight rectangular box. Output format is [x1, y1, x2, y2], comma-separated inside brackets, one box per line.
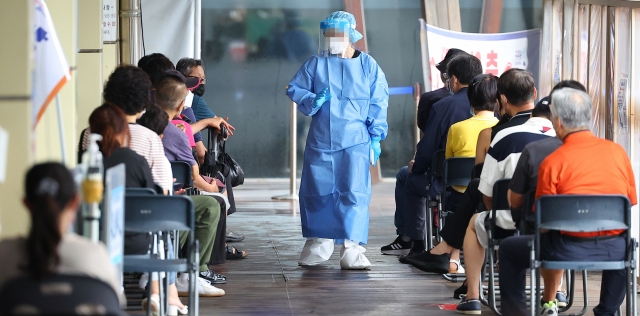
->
[193, 84, 205, 97]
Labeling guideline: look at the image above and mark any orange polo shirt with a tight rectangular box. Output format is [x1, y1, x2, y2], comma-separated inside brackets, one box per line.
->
[536, 131, 637, 237]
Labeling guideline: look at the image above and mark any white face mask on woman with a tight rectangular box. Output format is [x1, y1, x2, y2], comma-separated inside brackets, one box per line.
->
[328, 40, 348, 55]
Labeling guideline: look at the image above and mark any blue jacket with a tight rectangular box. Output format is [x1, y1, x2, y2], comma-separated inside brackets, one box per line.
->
[412, 87, 472, 174]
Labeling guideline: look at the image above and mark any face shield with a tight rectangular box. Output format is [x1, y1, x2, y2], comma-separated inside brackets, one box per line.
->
[319, 20, 351, 58]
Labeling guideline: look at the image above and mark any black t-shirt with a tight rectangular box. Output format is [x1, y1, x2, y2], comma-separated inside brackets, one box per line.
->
[509, 137, 563, 195]
[104, 147, 155, 255]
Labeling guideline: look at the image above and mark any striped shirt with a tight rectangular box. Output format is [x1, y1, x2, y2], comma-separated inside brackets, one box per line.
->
[81, 124, 173, 192]
[478, 117, 555, 229]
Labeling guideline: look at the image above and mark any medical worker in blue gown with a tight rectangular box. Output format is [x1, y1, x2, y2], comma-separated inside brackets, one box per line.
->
[286, 11, 389, 270]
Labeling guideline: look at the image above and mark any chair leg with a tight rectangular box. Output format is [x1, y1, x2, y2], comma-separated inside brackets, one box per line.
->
[487, 247, 501, 315]
[575, 270, 589, 316]
[426, 201, 434, 250]
[559, 270, 575, 312]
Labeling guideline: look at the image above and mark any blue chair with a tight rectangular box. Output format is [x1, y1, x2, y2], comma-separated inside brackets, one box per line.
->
[170, 161, 194, 195]
[126, 187, 156, 195]
[123, 194, 199, 316]
[530, 195, 637, 316]
[0, 274, 126, 315]
[425, 149, 445, 250]
[479, 178, 516, 315]
[440, 156, 476, 282]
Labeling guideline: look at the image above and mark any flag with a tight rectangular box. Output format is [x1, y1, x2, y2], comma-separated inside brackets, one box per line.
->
[32, 0, 71, 127]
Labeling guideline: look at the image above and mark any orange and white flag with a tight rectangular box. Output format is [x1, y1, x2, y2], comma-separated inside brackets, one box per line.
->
[32, 0, 71, 127]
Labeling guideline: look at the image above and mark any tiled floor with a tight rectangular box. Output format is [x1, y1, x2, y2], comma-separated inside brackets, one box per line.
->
[191, 180, 628, 315]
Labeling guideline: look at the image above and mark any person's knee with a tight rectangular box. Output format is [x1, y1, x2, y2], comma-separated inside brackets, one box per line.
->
[199, 198, 221, 224]
[396, 166, 409, 182]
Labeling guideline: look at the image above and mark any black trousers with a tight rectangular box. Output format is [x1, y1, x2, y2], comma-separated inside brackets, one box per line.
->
[439, 178, 483, 249]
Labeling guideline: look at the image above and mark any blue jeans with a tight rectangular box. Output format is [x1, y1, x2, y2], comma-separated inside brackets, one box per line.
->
[394, 166, 432, 241]
[499, 233, 626, 316]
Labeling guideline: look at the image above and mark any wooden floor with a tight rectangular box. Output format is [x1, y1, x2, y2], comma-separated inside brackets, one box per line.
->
[188, 180, 629, 315]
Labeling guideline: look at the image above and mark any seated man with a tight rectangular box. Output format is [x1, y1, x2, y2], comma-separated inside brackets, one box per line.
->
[499, 88, 636, 316]
[407, 69, 539, 275]
[455, 71, 559, 314]
[154, 71, 239, 294]
[417, 48, 464, 132]
[176, 57, 216, 120]
[381, 53, 482, 258]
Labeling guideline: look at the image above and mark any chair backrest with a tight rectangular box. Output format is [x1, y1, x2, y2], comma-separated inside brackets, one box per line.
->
[126, 187, 156, 195]
[443, 157, 476, 187]
[519, 188, 537, 234]
[431, 149, 446, 178]
[125, 195, 194, 233]
[170, 160, 193, 189]
[535, 194, 630, 233]
[0, 274, 125, 315]
[491, 178, 511, 211]
[471, 163, 483, 179]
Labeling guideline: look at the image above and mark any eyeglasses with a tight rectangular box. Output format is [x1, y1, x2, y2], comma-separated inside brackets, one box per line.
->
[189, 76, 206, 84]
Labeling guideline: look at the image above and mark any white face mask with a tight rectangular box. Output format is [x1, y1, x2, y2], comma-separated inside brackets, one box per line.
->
[328, 40, 348, 55]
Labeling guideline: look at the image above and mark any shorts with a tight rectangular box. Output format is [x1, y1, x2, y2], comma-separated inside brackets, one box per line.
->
[474, 210, 517, 248]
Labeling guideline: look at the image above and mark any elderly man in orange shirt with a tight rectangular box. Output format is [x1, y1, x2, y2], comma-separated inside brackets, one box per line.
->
[497, 88, 637, 316]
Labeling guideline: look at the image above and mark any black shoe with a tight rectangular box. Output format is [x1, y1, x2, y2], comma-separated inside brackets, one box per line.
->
[453, 280, 467, 299]
[381, 236, 413, 255]
[200, 270, 227, 284]
[398, 249, 425, 264]
[406, 250, 450, 274]
[226, 228, 245, 242]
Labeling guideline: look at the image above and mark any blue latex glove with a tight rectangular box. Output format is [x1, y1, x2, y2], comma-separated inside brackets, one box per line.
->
[370, 136, 381, 166]
[312, 88, 332, 110]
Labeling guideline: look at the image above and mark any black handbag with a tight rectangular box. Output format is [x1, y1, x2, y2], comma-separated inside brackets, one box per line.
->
[201, 126, 244, 187]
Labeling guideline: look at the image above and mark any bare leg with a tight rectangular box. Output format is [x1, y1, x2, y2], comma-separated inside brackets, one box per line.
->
[168, 284, 186, 309]
[449, 249, 462, 272]
[541, 268, 564, 302]
[429, 240, 454, 255]
[461, 214, 484, 299]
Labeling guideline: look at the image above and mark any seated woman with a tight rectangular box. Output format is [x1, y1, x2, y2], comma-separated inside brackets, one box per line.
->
[90, 103, 189, 314]
[0, 162, 125, 306]
[406, 75, 501, 277]
[442, 74, 498, 274]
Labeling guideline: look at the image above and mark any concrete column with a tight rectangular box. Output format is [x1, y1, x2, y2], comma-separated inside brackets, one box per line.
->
[76, 0, 104, 140]
[0, 1, 33, 238]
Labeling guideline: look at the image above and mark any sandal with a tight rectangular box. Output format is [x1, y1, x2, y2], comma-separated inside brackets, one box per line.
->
[142, 294, 160, 316]
[226, 244, 248, 260]
[449, 259, 465, 274]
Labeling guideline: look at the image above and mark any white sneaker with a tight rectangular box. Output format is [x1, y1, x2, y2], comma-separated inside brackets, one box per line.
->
[340, 240, 371, 270]
[298, 238, 334, 266]
[176, 274, 225, 297]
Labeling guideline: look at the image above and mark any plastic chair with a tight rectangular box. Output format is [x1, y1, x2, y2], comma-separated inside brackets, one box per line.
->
[126, 187, 156, 195]
[425, 149, 445, 250]
[480, 178, 517, 315]
[0, 274, 126, 315]
[529, 195, 637, 316]
[170, 161, 194, 194]
[123, 194, 199, 316]
[440, 157, 475, 282]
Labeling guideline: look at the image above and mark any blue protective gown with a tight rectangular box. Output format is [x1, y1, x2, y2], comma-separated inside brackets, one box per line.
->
[286, 52, 389, 245]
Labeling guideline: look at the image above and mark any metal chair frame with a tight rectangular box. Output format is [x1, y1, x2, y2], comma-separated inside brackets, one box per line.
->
[529, 195, 637, 316]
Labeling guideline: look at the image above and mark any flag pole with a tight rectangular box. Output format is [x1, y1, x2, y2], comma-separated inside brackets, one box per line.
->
[55, 95, 66, 164]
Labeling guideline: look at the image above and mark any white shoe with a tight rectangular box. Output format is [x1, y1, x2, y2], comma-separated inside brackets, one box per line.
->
[141, 294, 159, 316]
[340, 240, 371, 270]
[176, 274, 225, 297]
[298, 238, 334, 266]
[138, 273, 149, 289]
